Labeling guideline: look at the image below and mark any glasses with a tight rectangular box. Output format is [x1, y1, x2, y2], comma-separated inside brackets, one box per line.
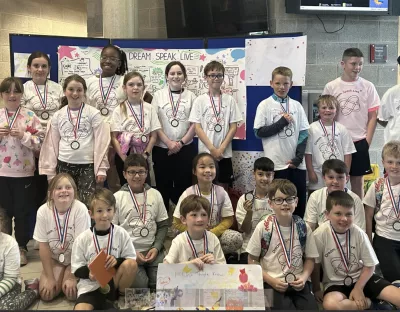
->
[125, 170, 147, 177]
[100, 56, 120, 62]
[207, 74, 224, 80]
[271, 197, 296, 205]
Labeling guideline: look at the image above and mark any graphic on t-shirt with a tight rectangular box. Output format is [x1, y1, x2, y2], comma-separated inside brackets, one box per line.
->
[205, 106, 226, 132]
[165, 105, 187, 124]
[49, 232, 74, 259]
[339, 95, 361, 116]
[318, 138, 338, 160]
[30, 95, 59, 117]
[128, 209, 155, 237]
[277, 243, 303, 272]
[95, 90, 118, 110]
[378, 194, 400, 227]
[330, 250, 361, 277]
[272, 112, 294, 139]
[60, 115, 91, 143]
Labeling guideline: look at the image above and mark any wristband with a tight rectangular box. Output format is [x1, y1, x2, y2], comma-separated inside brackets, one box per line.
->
[179, 140, 185, 145]
[144, 151, 150, 157]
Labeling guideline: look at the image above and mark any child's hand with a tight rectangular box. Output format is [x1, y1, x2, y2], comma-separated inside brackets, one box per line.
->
[40, 277, 57, 301]
[270, 277, 288, 293]
[96, 175, 106, 184]
[243, 200, 253, 212]
[136, 252, 146, 265]
[191, 258, 205, 270]
[286, 160, 297, 169]
[144, 248, 158, 263]
[10, 127, 24, 139]
[282, 113, 293, 123]
[200, 253, 215, 264]
[104, 254, 117, 270]
[0, 127, 10, 138]
[89, 271, 96, 281]
[290, 276, 306, 291]
[167, 140, 180, 155]
[210, 147, 223, 160]
[314, 289, 324, 303]
[349, 286, 369, 310]
[62, 278, 77, 300]
[308, 171, 318, 184]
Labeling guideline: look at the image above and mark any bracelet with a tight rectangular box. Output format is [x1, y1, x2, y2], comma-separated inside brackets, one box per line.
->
[144, 151, 150, 157]
[179, 140, 185, 145]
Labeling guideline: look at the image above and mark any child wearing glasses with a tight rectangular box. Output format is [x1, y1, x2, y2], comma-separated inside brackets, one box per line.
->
[112, 154, 168, 290]
[247, 179, 318, 310]
[188, 60, 242, 190]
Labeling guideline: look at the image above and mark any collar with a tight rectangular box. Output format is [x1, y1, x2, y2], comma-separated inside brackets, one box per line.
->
[272, 93, 288, 103]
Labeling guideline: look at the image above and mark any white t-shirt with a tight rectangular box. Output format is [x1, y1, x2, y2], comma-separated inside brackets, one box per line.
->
[22, 80, 63, 127]
[0, 233, 20, 278]
[253, 96, 310, 170]
[235, 194, 273, 253]
[86, 75, 125, 124]
[246, 218, 318, 281]
[305, 121, 356, 190]
[313, 222, 378, 290]
[378, 84, 400, 143]
[364, 179, 400, 241]
[322, 77, 380, 141]
[152, 88, 197, 149]
[33, 200, 91, 266]
[50, 104, 104, 164]
[304, 187, 365, 231]
[71, 225, 137, 297]
[173, 185, 234, 228]
[164, 231, 226, 264]
[189, 93, 242, 158]
[113, 187, 169, 252]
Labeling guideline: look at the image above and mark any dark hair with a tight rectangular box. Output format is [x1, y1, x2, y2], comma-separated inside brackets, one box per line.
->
[0, 77, 24, 94]
[204, 60, 225, 76]
[254, 157, 274, 172]
[322, 159, 348, 176]
[342, 48, 364, 60]
[27, 51, 51, 67]
[271, 66, 293, 80]
[101, 45, 128, 75]
[165, 61, 187, 79]
[123, 153, 148, 171]
[192, 152, 218, 184]
[60, 74, 87, 108]
[180, 194, 211, 218]
[89, 188, 116, 213]
[267, 179, 297, 200]
[326, 190, 354, 212]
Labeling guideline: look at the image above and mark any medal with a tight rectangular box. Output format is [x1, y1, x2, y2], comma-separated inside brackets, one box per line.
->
[393, 221, 400, 231]
[330, 224, 352, 286]
[41, 111, 50, 120]
[67, 103, 84, 150]
[58, 253, 65, 263]
[33, 81, 49, 120]
[4, 106, 21, 129]
[386, 178, 400, 231]
[194, 184, 217, 226]
[99, 284, 110, 294]
[140, 227, 149, 238]
[245, 192, 254, 201]
[100, 107, 109, 116]
[186, 230, 208, 259]
[284, 127, 293, 137]
[141, 135, 148, 143]
[168, 88, 182, 127]
[209, 92, 222, 133]
[52, 205, 71, 263]
[285, 272, 296, 283]
[128, 185, 148, 236]
[171, 119, 179, 127]
[273, 216, 295, 279]
[98, 74, 116, 115]
[214, 124, 222, 133]
[344, 275, 353, 286]
[319, 120, 336, 159]
[127, 100, 147, 143]
[329, 154, 337, 159]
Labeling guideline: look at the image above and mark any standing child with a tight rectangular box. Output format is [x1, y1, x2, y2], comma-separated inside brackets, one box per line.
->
[33, 173, 91, 302]
[113, 153, 169, 290]
[111, 72, 161, 186]
[173, 153, 243, 255]
[322, 48, 380, 199]
[164, 195, 226, 266]
[246, 179, 319, 310]
[39, 74, 110, 206]
[235, 157, 274, 263]
[364, 141, 400, 282]
[305, 95, 355, 193]
[0, 77, 44, 265]
[254, 66, 309, 217]
[72, 188, 138, 310]
[311, 191, 400, 310]
[189, 60, 242, 189]
[304, 159, 365, 231]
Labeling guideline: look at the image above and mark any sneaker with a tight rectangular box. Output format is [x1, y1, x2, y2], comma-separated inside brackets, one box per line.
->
[19, 248, 28, 267]
[370, 299, 394, 310]
[113, 296, 127, 310]
[24, 278, 39, 292]
[392, 280, 400, 288]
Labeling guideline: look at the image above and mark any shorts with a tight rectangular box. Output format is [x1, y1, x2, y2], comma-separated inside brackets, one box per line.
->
[217, 157, 234, 185]
[74, 280, 116, 310]
[324, 274, 391, 300]
[349, 138, 372, 176]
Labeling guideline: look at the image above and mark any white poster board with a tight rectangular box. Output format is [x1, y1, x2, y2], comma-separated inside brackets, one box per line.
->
[14, 52, 51, 78]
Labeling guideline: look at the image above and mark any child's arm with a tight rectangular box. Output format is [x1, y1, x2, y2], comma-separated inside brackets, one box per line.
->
[210, 216, 233, 237]
[353, 195, 366, 231]
[349, 265, 374, 310]
[0, 240, 19, 299]
[144, 130, 157, 156]
[195, 123, 220, 158]
[146, 219, 169, 263]
[311, 263, 323, 303]
[254, 117, 289, 139]
[180, 124, 196, 146]
[364, 205, 374, 244]
[39, 242, 58, 298]
[305, 154, 318, 184]
[366, 110, 378, 146]
[111, 132, 125, 160]
[288, 129, 308, 168]
[344, 154, 352, 172]
[18, 114, 44, 152]
[218, 122, 237, 155]
[235, 196, 252, 234]
[303, 193, 318, 231]
[290, 258, 314, 291]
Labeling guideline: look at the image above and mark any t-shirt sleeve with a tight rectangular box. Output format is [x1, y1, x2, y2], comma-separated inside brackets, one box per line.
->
[71, 234, 87, 273]
[33, 206, 48, 243]
[229, 98, 243, 123]
[353, 195, 366, 231]
[188, 98, 201, 123]
[312, 230, 324, 264]
[245, 222, 263, 257]
[111, 107, 123, 132]
[253, 101, 267, 130]
[359, 230, 379, 267]
[221, 190, 234, 217]
[235, 195, 246, 228]
[305, 125, 314, 154]
[91, 107, 103, 129]
[304, 224, 319, 258]
[74, 203, 91, 238]
[163, 237, 180, 263]
[363, 181, 377, 208]
[367, 83, 381, 111]
[303, 192, 318, 224]
[3, 237, 20, 278]
[149, 105, 162, 132]
[297, 103, 310, 131]
[322, 83, 331, 96]
[120, 229, 137, 260]
[341, 126, 357, 154]
[155, 191, 169, 222]
[378, 88, 393, 121]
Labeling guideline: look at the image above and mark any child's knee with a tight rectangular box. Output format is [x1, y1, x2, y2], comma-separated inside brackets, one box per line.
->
[74, 303, 93, 310]
[118, 258, 138, 276]
[322, 298, 338, 310]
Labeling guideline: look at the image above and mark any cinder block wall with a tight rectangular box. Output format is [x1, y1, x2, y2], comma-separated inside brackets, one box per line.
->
[137, 0, 166, 39]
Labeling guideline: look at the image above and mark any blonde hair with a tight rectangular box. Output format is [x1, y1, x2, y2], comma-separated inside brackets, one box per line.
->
[47, 173, 78, 207]
[316, 94, 339, 111]
[89, 188, 116, 212]
[382, 140, 400, 160]
[271, 66, 292, 80]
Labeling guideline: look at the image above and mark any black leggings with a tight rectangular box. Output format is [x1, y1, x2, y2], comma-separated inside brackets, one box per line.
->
[373, 234, 400, 282]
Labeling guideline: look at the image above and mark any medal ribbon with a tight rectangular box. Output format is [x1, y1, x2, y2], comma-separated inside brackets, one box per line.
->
[209, 92, 221, 124]
[127, 185, 147, 225]
[195, 184, 215, 226]
[279, 98, 289, 115]
[185, 230, 208, 258]
[99, 75, 116, 107]
[330, 224, 351, 273]
[52, 206, 71, 250]
[273, 216, 295, 269]
[67, 103, 84, 140]
[5, 106, 21, 129]
[319, 120, 336, 152]
[168, 88, 182, 119]
[33, 81, 48, 110]
[386, 177, 400, 219]
[92, 223, 114, 255]
[127, 101, 145, 133]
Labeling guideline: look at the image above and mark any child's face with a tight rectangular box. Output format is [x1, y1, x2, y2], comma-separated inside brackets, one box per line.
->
[1, 83, 22, 110]
[123, 166, 148, 191]
[326, 204, 353, 233]
[254, 169, 274, 192]
[205, 69, 224, 90]
[194, 156, 216, 184]
[382, 155, 400, 180]
[90, 200, 115, 230]
[270, 74, 292, 99]
[52, 177, 75, 207]
[167, 65, 185, 90]
[318, 101, 336, 122]
[181, 208, 209, 232]
[323, 170, 348, 193]
[64, 80, 85, 107]
[341, 56, 363, 81]
[268, 189, 297, 219]
[123, 76, 144, 102]
[28, 57, 49, 83]
[100, 47, 120, 76]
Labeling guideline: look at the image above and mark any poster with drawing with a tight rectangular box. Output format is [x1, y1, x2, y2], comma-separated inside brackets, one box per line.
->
[156, 264, 265, 310]
[14, 52, 51, 78]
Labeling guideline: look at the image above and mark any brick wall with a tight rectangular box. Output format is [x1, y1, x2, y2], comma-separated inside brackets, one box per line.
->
[137, 0, 166, 38]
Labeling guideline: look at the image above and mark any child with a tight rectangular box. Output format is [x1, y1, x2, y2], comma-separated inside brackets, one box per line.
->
[235, 157, 274, 263]
[322, 48, 380, 199]
[164, 194, 226, 266]
[39, 74, 110, 206]
[172, 153, 243, 255]
[254, 66, 309, 218]
[304, 159, 365, 231]
[72, 188, 138, 310]
[152, 61, 197, 212]
[189, 60, 242, 189]
[305, 95, 356, 193]
[111, 71, 161, 186]
[113, 153, 169, 290]
[0, 77, 44, 266]
[364, 140, 400, 282]
[311, 190, 400, 310]
[33, 173, 91, 301]
[246, 179, 319, 310]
